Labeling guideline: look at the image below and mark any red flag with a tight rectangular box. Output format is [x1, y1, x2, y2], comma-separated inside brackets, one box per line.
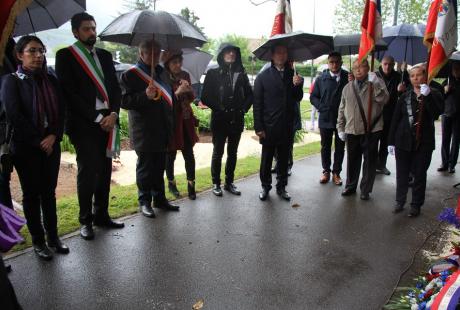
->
[424, 0, 458, 83]
[270, 0, 293, 36]
[0, 0, 32, 64]
[358, 0, 382, 63]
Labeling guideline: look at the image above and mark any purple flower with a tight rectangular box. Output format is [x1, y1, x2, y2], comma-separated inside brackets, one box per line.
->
[438, 208, 460, 228]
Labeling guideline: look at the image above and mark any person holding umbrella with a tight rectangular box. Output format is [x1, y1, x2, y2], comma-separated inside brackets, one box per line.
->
[201, 43, 253, 197]
[121, 40, 179, 218]
[161, 50, 199, 200]
[337, 59, 389, 201]
[55, 12, 124, 240]
[254, 44, 304, 201]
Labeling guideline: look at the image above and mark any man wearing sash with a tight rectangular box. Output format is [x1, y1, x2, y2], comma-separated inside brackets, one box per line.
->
[120, 40, 179, 218]
[337, 59, 389, 201]
[55, 13, 124, 240]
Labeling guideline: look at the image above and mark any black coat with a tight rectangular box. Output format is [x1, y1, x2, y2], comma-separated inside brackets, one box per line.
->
[201, 43, 253, 134]
[388, 89, 443, 152]
[0, 71, 65, 154]
[55, 46, 121, 138]
[253, 64, 304, 145]
[310, 69, 348, 129]
[376, 67, 402, 122]
[121, 64, 173, 153]
[442, 78, 460, 117]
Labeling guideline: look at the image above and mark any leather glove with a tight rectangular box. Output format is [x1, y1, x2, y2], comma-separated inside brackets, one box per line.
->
[338, 132, 346, 141]
[420, 84, 431, 96]
[388, 145, 395, 156]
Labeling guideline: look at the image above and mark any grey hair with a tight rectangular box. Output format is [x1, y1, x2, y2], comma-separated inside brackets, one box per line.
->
[381, 55, 395, 63]
[138, 40, 161, 53]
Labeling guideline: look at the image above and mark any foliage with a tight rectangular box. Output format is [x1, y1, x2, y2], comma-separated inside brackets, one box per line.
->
[122, 0, 155, 11]
[95, 40, 138, 64]
[180, 7, 204, 35]
[60, 134, 75, 154]
[191, 105, 212, 132]
[119, 109, 130, 139]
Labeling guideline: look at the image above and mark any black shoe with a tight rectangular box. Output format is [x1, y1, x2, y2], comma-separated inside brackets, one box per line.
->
[93, 218, 125, 229]
[155, 201, 180, 211]
[407, 207, 421, 218]
[140, 204, 155, 218]
[212, 184, 223, 197]
[80, 224, 95, 240]
[392, 203, 405, 214]
[360, 192, 370, 200]
[276, 188, 291, 201]
[379, 167, 391, 175]
[33, 243, 53, 261]
[438, 166, 448, 172]
[168, 180, 180, 198]
[449, 167, 456, 174]
[5, 264, 11, 273]
[188, 181, 196, 200]
[47, 237, 69, 254]
[259, 188, 269, 201]
[341, 188, 356, 196]
[224, 183, 241, 195]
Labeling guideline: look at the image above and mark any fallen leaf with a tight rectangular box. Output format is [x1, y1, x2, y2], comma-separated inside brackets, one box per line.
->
[193, 299, 204, 310]
[292, 203, 300, 208]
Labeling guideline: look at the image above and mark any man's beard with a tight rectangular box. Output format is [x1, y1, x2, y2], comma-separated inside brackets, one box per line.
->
[82, 36, 97, 46]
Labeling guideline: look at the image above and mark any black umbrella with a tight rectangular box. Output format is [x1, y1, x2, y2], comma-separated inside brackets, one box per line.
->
[436, 51, 460, 79]
[252, 31, 334, 62]
[334, 33, 388, 68]
[14, 0, 86, 36]
[99, 10, 207, 49]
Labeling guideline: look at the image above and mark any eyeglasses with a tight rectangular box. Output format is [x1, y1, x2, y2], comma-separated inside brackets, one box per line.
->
[23, 48, 46, 55]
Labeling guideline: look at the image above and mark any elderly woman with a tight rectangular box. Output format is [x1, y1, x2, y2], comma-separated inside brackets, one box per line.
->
[161, 51, 199, 200]
[0, 36, 68, 260]
[388, 64, 443, 217]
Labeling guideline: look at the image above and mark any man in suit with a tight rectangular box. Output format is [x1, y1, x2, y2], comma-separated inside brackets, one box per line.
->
[120, 40, 179, 218]
[253, 44, 304, 201]
[55, 12, 124, 240]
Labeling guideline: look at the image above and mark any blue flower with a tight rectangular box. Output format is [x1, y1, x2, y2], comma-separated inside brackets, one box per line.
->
[438, 208, 460, 228]
[419, 301, 427, 309]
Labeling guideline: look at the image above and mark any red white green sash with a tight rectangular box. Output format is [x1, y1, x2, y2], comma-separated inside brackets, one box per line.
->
[129, 65, 173, 107]
[68, 41, 120, 158]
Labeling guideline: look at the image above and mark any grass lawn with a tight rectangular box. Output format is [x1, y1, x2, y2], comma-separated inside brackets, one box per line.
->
[10, 140, 321, 253]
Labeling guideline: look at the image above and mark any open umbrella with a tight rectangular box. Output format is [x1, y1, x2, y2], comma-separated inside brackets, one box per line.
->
[99, 10, 207, 50]
[436, 51, 460, 79]
[376, 23, 427, 65]
[180, 48, 213, 85]
[252, 31, 333, 62]
[334, 33, 388, 68]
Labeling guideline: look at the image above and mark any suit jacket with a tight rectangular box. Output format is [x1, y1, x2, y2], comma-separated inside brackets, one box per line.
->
[253, 64, 304, 146]
[55, 46, 121, 139]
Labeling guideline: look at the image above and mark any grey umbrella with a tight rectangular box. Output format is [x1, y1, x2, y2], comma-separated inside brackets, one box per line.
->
[99, 10, 207, 49]
[252, 31, 334, 62]
[436, 51, 460, 79]
[14, 0, 86, 36]
[334, 33, 388, 68]
[180, 48, 213, 84]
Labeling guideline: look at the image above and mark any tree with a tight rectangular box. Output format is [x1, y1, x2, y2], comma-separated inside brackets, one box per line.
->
[122, 0, 156, 11]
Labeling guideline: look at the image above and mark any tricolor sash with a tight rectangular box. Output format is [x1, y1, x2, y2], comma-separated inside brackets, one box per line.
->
[432, 271, 460, 309]
[68, 41, 120, 158]
[129, 65, 173, 107]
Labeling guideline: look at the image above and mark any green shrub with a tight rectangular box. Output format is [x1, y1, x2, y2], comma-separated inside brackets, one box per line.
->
[192, 105, 211, 132]
[60, 134, 75, 153]
[244, 107, 254, 130]
[119, 109, 129, 139]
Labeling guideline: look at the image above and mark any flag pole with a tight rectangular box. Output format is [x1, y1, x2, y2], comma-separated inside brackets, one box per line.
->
[367, 52, 375, 131]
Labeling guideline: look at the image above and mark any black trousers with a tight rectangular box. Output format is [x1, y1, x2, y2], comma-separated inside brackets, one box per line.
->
[211, 130, 241, 185]
[441, 115, 460, 169]
[165, 129, 196, 181]
[136, 151, 168, 206]
[260, 143, 289, 190]
[13, 144, 60, 244]
[72, 131, 112, 225]
[377, 120, 391, 169]
[273, 130, 296, 171]
[344, 132, 380, 194]
[395, 147, 433, 208]
[319, 128, 345, 174]
[0, 170, 13, 208]
[0, 256, 22, 310]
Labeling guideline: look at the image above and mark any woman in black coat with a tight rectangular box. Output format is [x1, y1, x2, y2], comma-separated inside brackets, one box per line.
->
[388, 65, 443, 217]
[0, 36, 68, 260]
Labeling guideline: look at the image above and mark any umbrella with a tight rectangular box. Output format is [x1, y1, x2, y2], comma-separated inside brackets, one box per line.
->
[99, 10, 207, 49]
[252, 31, 334, 62]
[376, 23, 427, 65]
[181, 48, 213, 84]
[436, 51, 460, 79]
[14, 0, 86, 36]
[334, 33, 388, 68]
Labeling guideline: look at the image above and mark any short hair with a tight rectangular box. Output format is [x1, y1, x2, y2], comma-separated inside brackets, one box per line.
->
[15, 35, 45, 63]
[328, 51, 342, 60]
[71, 12, 96, 30]
[381, 55, 395, 63]
[139, 40, 161, 53]
[352, 58, 369, 68]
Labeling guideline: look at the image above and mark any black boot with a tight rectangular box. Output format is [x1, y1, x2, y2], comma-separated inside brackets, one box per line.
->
[188, 181, 196, 200]
[33, 242, 53, 261]
[168, 180, 180, 198]
[47, 235, 70, 254]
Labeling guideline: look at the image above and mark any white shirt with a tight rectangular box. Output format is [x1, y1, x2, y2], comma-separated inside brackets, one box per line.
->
[330, 70, 341, 82]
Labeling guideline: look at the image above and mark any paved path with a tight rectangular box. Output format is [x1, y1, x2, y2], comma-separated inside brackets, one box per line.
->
[6, 136, 458, 310]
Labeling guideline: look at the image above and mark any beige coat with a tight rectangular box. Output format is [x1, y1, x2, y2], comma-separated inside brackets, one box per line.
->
[337, 78, 389, 135]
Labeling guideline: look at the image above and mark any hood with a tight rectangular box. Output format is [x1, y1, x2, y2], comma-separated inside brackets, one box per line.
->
[216, 43, 243, 70]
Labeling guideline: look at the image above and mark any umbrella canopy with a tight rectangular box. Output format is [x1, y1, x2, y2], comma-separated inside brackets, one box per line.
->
[180, 48, 213, 84]
[252, 31, 333, 62]
[333, 33, 388, 55]
[14, 0, 86, 36]
[376, 23, 427, 65]
[436, 51, 460, 79]
[99, 10, 207, 49]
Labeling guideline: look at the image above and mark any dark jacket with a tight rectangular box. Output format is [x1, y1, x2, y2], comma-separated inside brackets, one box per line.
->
[310, 69, 348, 129]
[0, 38, 17, 144]
[55, 46, 121, 138]
[442, 78, 460, 117]
[253, 64, 304, 145]
[0, 71, 65, 154]
[121, 63, 173, 153]
[201, 43, 253, 133]
[388, 88, 443, 152]
[376, 67, 402, 122]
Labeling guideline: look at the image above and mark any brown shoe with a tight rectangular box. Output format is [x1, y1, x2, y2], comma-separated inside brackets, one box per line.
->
[320, 172, 330, 184]
[332, 173, 342, 186]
